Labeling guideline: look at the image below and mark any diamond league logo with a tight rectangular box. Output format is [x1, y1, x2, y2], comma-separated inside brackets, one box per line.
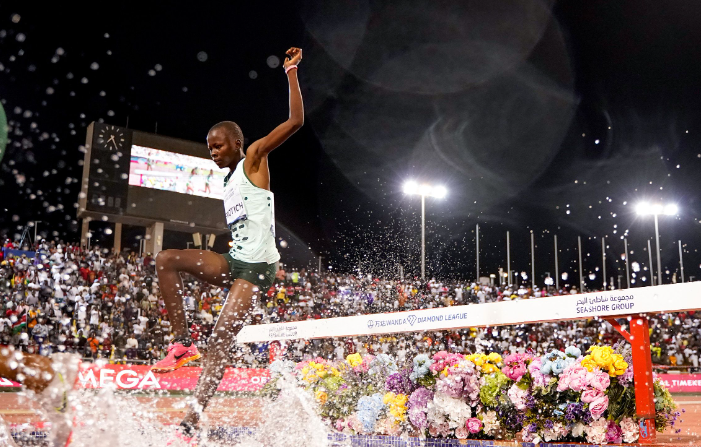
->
[407, 315, 417, 326]
[367, 319, 374, 328]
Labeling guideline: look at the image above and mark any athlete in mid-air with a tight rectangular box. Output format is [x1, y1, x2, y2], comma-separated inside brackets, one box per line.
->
[152, 47, 304, 444]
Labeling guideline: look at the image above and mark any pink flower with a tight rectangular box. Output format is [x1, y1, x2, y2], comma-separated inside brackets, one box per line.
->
[581, 388, 605, 403]
[507, 384, 529, 410]
[455, 426, 469, 439]
[605, 420, 623, 444]
[586, 369, 611, 391]
[351, 355, 373, 373]
[335, 419, 345, 431]
[377, 418, 401, 436]
[428, 422, 451, 438]
[295, 360, 310, 370]
[431, 351, 464, 374]
[501, 353, 528, 381]
[466, 417, 483, 434]
[589, 395, 609, 420]
[528, 356, 551, 388]
[346, 414, 361, 433]
[557, 364, 589, 392]
[620, 417, 639, 443]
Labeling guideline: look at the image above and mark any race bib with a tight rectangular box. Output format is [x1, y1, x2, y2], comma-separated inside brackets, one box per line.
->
[224, 183, 247, 225]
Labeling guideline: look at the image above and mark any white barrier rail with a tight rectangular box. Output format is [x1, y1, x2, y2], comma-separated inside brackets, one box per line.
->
[237, 282, 701, 343]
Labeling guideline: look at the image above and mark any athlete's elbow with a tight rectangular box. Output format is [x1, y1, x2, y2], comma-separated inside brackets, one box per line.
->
[288, 117, 304, 131]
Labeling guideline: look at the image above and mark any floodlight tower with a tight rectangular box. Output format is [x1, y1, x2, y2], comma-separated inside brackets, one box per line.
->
[403, 181, 447, 281]
[635, 202, 678, 286]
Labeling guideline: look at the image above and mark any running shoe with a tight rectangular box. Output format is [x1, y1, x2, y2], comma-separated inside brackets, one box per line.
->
[37, 353, 81, 447]
[151, 340, 201, 373]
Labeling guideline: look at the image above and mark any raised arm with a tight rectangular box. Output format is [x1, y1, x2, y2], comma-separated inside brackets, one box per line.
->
[246, 47, 304, 164]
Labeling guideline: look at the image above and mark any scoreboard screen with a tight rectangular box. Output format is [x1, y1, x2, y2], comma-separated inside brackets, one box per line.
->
[79, 122, 228, 232]
[128, 145, 227, 200]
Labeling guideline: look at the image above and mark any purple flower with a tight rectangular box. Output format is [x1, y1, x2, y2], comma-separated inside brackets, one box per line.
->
[409, 408, 428, 430]
[436, 363, 480, 405]
[619, 361, 634, 386]
[385, 369, 415, 395]
[408, 387, 433, 409]
[408, 387, 433, 430]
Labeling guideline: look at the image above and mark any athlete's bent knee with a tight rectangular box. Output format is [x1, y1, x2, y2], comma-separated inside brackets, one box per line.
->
[156, 249, 182, 270]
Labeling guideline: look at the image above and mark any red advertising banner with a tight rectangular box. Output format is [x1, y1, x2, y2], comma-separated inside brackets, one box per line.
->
[656, 374, 701, 393]
[0, 364, 271, 391]
[2, 365, 696, 394]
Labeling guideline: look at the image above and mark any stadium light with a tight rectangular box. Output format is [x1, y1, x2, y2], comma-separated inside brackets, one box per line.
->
[403, 180, 447, 280]
[635, 201, 679, 286]
[403, 181, 447, 199]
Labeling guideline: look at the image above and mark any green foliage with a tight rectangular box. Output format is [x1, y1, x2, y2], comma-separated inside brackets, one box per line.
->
[479, 371, 510, 407]
[606, 380, 636, 422]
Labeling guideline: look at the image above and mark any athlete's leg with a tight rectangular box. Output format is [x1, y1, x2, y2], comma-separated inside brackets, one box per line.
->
[181, 278, 259, 429]
[155, 249, 231, 338]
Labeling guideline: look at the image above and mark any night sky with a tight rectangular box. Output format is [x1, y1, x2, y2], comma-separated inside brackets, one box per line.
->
[1, 1, 701, 286]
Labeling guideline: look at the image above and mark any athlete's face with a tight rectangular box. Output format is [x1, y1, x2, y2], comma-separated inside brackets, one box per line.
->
[207, 129, 241, 169]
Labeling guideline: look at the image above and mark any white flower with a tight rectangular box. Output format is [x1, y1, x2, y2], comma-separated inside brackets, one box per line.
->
[429, 391, 471, 429]
[480, 410, 500, 435]
[571, 422, 586, 438]
[584, 419, 608, 444]
[543, 422, 568, 442]
[620, 417, 640, 443]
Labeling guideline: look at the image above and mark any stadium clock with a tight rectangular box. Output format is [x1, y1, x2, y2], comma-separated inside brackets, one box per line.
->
[96, 125, 126, 151]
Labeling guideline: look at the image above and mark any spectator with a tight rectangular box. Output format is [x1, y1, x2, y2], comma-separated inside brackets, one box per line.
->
[0, 237, 698, 372]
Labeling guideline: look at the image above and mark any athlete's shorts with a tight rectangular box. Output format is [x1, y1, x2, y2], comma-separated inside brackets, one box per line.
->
[221, 253, 277, 293]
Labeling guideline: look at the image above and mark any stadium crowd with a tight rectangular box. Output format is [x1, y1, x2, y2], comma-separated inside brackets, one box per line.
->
[1, 238, 699, 372]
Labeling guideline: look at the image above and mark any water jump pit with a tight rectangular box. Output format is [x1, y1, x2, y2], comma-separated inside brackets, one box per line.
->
[0, 359, 698, 446]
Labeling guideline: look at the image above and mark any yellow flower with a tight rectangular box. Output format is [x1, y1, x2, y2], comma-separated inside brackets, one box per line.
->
[591, 348, 613, 369]
[304, 374, 319, 383]
[487, 353, 503, 364]
[330, 367, 341, 377]
[383, 392, 395, 405]
[467, 354, 485, 366]
[581, 356, 597, 372]
[315, 390, 328, 404]
[482, 363, 498, 374]
[317, 370, 327, 378]
[383, 392, 408, 422]
[346, 353, 363, 367]
[610, 354, 628, 376]
[301, 366, 310, 376]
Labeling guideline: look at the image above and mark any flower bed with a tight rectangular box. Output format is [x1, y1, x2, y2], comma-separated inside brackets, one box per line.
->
[266, 343, 680, 444]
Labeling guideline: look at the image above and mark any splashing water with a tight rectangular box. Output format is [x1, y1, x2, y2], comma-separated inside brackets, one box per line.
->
[219, 372, 331, 447]
[41, 370, 332, 447]
[68, 386, 172, 447]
